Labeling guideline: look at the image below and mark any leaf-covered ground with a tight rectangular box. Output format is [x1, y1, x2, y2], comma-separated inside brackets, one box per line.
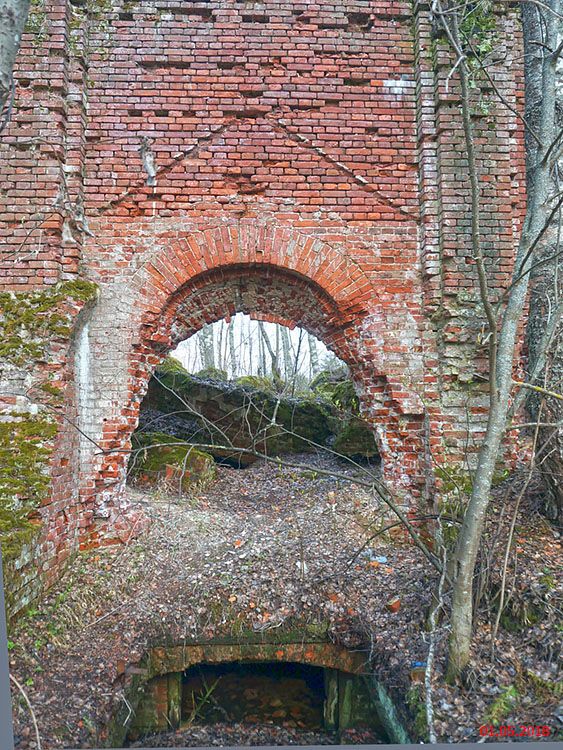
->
[8, 455, 562, 748]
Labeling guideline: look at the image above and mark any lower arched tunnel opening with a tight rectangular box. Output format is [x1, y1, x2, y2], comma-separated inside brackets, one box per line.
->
[123, 658, 389, 747]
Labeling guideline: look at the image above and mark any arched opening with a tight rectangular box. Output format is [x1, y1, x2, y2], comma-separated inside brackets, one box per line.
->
[128, 310, 380, 491]
[106, 641, 402, 747]
[126, 660, 385, 746]
[75, 257, 427, 546]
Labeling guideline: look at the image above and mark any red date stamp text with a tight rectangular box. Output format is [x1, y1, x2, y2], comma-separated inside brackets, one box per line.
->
[479, 725, 551, 738]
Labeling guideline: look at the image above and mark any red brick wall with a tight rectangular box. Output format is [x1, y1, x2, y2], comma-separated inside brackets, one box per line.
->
[0, 0, 526, 617]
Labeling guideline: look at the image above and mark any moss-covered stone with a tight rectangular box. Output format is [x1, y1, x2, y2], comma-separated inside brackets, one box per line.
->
[235, 374, 276, 392]
[130, 432, 216, 492]
[140, 359, 335, 463]
[333, 417, 378, 460]
[310, 368, 357, 413]
[0, 416, 57, 562]
[159, 356, 189, 375]
[195, 366, 229, 381]
[0, 279, 98, 366]
[137, 359, 380, 466]
[309, 369, 378, 460]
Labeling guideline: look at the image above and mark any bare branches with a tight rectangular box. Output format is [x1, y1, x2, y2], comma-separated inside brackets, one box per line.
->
[433, 0, 499, 406]
[512, 379, 563, 402]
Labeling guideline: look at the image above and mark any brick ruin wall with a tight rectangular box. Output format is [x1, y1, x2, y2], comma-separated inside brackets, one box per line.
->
[0, 0, 526, 620]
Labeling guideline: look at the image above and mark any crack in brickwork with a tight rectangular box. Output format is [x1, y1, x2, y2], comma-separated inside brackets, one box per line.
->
[97, 119, 239, 214]
[269, 117, 418, 220]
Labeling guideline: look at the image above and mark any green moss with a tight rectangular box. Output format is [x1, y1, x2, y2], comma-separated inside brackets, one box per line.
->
[159, 357, 189, 375]
[333, 417, 378, 459]
[492, 466, 511, 486]
[460, 1, 496, 45]
[235, 374, 276, 391]
[39, 382, 64, 403]
[521, 670, 563, 701]
[0, 416, 57, 561]
[25, 0, 47, 45]
[88, 0, 113, 19]
[498, 599, 544, 633]
[406, 684, 428, 741]
[436, 462, 509, 495]
[195, 366, 229, 382]
[0, 279, 96, 574]
[0, 279, 98, 366]
[130, 432, 216, 491]
[435, 465, 473, 495]
[144, 358, 359, 461]
[539, 572, 556, 590]
[310, 370, 358, 413]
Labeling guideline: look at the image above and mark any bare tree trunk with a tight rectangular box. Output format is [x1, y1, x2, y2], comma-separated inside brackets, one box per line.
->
[524, 3, 563, 526]
[199, 324, 215, 370]
[308, 332, 320, 378]
[217, 321, 224, 371]
[246, 318, 253, 374]
[257, 322, 266, 376]
[291, 328, 304, 396]
[258, 321, 282, 387]
[437, 0, 559, 681]
[281, 326, 291, 381]
[0, 0, 30, 130]
[228, 318, 237, 378]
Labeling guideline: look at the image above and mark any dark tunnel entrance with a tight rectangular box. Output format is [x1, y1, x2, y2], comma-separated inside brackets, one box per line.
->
[124, 656, 389, 746]
[181, 661, 326, 728]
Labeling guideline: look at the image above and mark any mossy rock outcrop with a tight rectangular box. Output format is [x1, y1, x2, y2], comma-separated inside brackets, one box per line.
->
[311, 368, 379, 460]
[130, 432, 216, 492]
[235, 374, 277, 392]
[134, 358, 380, 468]
[195, 366, 229, 381]
[310, 367, 358, 411]
[140, 359, 335, 466]
[333, 417, 379, 461]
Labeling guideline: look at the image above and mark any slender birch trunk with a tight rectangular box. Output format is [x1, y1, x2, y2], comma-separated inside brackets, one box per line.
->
[281, 326, 292, 381]
[308, 332, 320, 378]
[228, 318, 237, 378]
[199, 324, 215, 370]
[441, 0, 559, 680]
[258, 321, 282, 386]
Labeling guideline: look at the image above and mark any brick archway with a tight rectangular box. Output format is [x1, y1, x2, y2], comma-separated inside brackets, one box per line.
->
[77, 220, 427, 544]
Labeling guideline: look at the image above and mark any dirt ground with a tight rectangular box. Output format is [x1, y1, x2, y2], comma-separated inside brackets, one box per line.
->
[7, 453, 562, 748]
